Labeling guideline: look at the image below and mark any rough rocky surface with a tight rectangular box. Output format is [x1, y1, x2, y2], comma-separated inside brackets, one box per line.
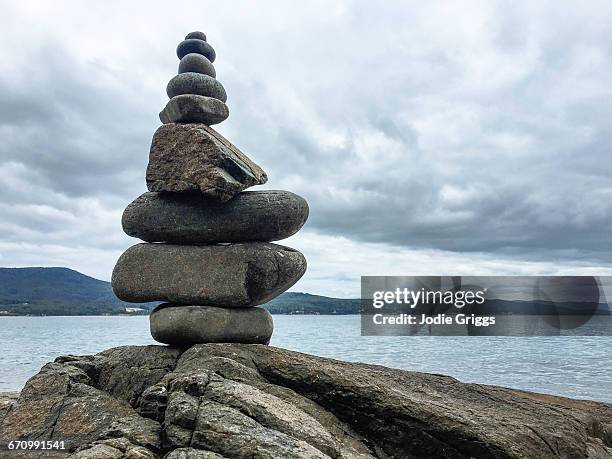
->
[112, 243, 306, 307]
[159, 95, 228, 126]
[166, 73, 227, 102]
[150, 305, 273, 345]
[122, 190, 309, 244]
[1, 344, 611, 458]
[0, 392, 19, 426]
[178, 54, 216, 78]
[177, 39, 216, 62]
[146, 123, 267, 201]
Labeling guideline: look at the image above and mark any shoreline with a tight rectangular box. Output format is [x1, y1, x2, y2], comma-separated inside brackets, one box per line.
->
[1, 344, 610, 457]
[1, 317, 610, 405]
[1, 349, 611, 405]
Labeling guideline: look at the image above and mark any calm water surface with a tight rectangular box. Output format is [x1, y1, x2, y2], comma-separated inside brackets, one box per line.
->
[0, 315, 610, 402]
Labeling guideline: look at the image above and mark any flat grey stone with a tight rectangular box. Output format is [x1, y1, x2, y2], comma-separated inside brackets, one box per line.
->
[150, 305, 273, 345]
[111, 243, 306, 307]
[146, 123, 267, 201]
[166, 73, 227, 102]
[179, 53, 216, 78]
[177, 39, 216, 62]
[159, 95, 228, 125]
[122, 190, 309, 244]
[185, 31, 207, 41]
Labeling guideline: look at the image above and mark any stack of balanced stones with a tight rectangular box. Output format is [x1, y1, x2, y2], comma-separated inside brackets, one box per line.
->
[112, 31, 309, 346]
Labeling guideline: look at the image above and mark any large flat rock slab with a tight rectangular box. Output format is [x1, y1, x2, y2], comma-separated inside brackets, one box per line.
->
[146, 124, 267, 201]
[2, 344, 610, 458]
[111, 243, 306, 307]
[122, 190, 309, 244]
[150, 305, 273, 345]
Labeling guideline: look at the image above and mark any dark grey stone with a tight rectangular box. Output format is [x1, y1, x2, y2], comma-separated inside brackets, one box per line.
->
[122, 190, 309, 244]
[150, 305, 273, 345]
[111, 243, 307, 307]
[146, 123, 267, 201]
[185, 31, 207, 41]
[177, 39, 216, 62]
[166, 73, 227, 102]
[178, 53, 216, 78]
[159, 95, 228, 125]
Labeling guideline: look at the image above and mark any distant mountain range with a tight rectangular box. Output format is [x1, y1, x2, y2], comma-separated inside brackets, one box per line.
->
[1, 267, 609, 317]
[0, 267, 360, 316]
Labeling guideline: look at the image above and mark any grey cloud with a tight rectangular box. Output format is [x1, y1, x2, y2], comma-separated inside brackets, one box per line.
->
[0, 41, 159, 201]
[217, 2, 612, 259]
[1, 0, 612, 285]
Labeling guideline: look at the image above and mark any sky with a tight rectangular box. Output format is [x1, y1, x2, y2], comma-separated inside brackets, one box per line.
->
[1, 1, 612, 297]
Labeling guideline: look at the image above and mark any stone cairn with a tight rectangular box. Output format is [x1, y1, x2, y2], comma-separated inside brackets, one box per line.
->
[112, 31, 309, 346]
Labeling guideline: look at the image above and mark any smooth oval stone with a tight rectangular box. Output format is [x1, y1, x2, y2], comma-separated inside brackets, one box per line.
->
[166, 73, 227, 102]
[111, 242, 306, 307]
[150, 304, 273, 345]
[179, 53, 216, 78]
[177, 39, 216, 62]
[185, 31, 207, 41]
[123, 191, 308, 244]
[159, 95, 229, 125]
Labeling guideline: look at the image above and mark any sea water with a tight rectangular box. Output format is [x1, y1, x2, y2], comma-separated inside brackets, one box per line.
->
[0, 315, 610, 402]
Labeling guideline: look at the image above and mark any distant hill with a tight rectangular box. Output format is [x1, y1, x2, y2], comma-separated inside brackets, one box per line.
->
[0, 267, 360, 316]
[6, 267, 601, 317]
[0, 267, 155, 315]
[265, 292, 360, 314]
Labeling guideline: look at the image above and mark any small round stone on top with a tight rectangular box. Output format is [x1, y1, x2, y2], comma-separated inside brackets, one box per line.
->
[185, 31, 207, 41]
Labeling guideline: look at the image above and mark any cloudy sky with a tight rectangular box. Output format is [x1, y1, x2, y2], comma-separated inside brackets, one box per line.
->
[1, 1, 612, 297]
